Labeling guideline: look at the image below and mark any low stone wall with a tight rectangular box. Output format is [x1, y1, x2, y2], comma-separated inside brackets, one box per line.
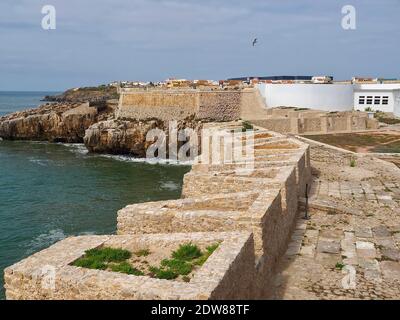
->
[4, 232, 255, 300]
[251, 109, 379, 135]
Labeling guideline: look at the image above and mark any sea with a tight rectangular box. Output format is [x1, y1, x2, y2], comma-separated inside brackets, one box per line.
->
[0, 92, 190, 299]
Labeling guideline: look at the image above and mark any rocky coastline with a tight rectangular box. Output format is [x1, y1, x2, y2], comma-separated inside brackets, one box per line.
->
[0, 89, 203, 157]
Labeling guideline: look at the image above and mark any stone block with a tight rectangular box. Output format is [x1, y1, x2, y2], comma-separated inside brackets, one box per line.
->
[4, 232, 255, 300]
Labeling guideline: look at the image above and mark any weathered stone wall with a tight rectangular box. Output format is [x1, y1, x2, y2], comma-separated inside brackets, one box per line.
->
[250, 109, 379, 135]
[197, 91, 242, 121]
[116, 89, 243, 122]
[118, 91, 199, 121]
[117, 124, 311, 298]
[5, 232, 255, 300]
[5, 122, 311, 300]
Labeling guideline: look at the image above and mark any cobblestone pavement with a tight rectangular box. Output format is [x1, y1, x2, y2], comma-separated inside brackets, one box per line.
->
[271, 143, 400, 300]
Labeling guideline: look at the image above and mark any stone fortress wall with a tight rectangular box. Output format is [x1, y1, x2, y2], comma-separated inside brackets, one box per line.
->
[116, 88, 243, 122]
[116, 88, 379, 135]
[5, 121, 311, 300]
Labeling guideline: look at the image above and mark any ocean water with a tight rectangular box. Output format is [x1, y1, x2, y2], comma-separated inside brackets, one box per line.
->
[0, 91, 59, 117]
[0, 92, 191, 299]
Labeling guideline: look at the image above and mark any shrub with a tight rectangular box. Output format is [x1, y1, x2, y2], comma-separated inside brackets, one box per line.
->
[161, 258, 193, 275]
[242, 121, 254, 132]
[72, 247, 133, 273]
[350, 158, 356, 167]
[73, 257, 107, 270]
[85, 247, 132, 262]
[172, 243, 202, 261]
[110, 262, 144, 276]
[149, 266, 178, 280]
[335, 262, 345, 270]
[193, 243, 220, 266]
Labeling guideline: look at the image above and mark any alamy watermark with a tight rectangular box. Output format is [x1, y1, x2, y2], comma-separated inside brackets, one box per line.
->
[41, 5, 56, 30]
[341, 5, 356, 30]
[145, 122, 255, 174]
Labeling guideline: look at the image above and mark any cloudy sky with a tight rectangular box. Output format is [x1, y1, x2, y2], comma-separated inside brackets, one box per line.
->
[0, 0, 399, 91]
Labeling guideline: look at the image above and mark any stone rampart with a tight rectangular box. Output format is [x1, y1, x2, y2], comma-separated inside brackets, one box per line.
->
[5, 121, 311, 300]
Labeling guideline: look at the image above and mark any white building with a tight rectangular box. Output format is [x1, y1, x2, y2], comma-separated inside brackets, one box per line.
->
[353, 84, 400, 114]
[257, 83, 354, 112]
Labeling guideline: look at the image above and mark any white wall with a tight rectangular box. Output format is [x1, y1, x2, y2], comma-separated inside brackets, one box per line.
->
[353, 84, 400, 114]
[353, 91, 394, 113]
[394, 90, 400, 117]
[257, 83, 354, 112]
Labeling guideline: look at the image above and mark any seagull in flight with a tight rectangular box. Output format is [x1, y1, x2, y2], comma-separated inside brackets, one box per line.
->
[252, 38, 258, 46]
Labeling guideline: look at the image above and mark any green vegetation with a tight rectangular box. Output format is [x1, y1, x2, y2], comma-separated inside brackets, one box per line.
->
[172, 243, 202, 261]
[110, 262, 144, 276]
[72, 247, 142, 276]
[242, 121, 254, 131]
[335, 262, 345, 270]
[72, 243, 220, 280]
[149, 267, 177, 280]
[350, 158, 356, 167]
[149, 242, 220, 281]
[73, 257, 107, 270]
[84, 247, 131, 262]
[193, 243, 220, 266]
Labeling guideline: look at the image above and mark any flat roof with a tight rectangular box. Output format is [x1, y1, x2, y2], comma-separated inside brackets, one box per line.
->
[228, 76, 314, 81]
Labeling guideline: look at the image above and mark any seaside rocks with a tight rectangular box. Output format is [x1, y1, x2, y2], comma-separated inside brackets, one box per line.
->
[84, 119, 161, 156]
[84, 119, 203, 157]
[0, 102, 112, 143]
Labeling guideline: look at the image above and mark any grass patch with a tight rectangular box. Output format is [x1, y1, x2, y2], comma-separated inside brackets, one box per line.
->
[149, 267, 178, 280]
[161, 259, 193, 275]
[72, 247, 142, 276]
[172, 243, 202, 261]
[73, 257, 107, 270]
[149, 242, 220, 280]
[110, 262, 144, 276]
[335, 262, 345, 270]
[85, 247, 132, 262]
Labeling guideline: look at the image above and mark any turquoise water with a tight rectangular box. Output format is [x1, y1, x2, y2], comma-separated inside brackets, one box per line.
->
[0, 92, 190, 299]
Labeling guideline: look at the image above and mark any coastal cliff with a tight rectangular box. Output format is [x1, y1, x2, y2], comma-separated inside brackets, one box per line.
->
[43, 86, 119, 103]
[0, 87, 244, 155]
[84, 118, 202, 157]
[0, 102, 114, 143]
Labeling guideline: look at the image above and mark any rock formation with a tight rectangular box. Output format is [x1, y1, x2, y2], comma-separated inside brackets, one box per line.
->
[0, 102, 114, 143]
[84, 118, 202, 157]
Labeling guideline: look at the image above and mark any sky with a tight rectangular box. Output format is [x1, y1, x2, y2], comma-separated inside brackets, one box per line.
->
[0, 0, 399, 91]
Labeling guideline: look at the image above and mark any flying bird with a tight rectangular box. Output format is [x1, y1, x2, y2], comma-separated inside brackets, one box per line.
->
[252, 38, 258, 46]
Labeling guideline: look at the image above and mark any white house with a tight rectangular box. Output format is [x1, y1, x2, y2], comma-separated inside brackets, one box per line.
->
[353, 84, 400, 114]
[257, 83, 354, 112]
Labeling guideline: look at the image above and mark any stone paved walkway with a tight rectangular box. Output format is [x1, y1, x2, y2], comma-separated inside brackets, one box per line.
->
[271, 142, 400, 300]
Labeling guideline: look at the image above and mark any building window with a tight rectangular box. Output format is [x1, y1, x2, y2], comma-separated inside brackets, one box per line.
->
[359, 96, 365, 104]
[374, 96, 381, 105]
[382, 96, 389, 105]
[366, 96, 373, 104]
